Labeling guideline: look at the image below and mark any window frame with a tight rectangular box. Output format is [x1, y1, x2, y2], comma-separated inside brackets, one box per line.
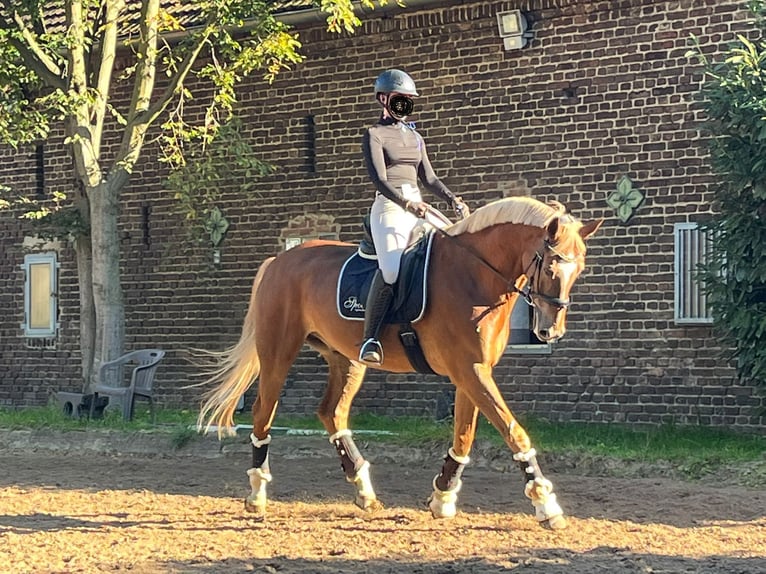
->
[505, 295, 552, 355]
[21, 252, 59, 338]
[673, 222, 714, 325]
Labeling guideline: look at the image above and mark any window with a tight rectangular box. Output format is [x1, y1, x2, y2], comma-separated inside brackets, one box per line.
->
[506, 296, 551, 355]
[284, 234, 337, 251]
[674, 222, 713, 324]
[284, 237, 303, 250]
[22, 252, 59, 337]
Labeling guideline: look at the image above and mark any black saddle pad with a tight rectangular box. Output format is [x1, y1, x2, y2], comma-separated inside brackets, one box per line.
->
[337, 232, 435, 323]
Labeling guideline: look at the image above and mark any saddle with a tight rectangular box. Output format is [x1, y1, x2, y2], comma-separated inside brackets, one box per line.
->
[336, 216, 434, 324]
[336, 216, 438, 374]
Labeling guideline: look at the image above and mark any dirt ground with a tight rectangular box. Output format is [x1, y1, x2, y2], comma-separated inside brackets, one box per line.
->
[0, 433, 764, 574]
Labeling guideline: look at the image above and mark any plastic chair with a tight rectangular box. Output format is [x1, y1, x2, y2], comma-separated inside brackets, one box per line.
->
[90, 349, 165, 421]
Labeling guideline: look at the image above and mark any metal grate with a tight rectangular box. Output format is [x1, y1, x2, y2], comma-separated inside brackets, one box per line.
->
[674, 223, 713, 324]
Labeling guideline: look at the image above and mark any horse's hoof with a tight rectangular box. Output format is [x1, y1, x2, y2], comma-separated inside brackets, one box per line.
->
[244, 497, 267, 516]
[541, 514, 567, 530]
[355, 497, 384, 513]
[427, 495, 458, 519]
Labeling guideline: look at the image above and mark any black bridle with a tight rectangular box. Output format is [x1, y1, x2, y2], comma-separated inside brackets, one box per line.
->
[517, 239, 574, 310]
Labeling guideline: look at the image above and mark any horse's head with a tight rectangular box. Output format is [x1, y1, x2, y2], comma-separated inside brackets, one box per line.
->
[525, 214, 603, 343]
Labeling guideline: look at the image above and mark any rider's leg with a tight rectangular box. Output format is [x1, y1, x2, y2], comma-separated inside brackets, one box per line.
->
[360, 194, 417, 365]
[359, 269, 394, 364]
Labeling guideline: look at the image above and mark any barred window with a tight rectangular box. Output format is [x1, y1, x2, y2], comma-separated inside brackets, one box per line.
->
[674, 222, 713, 325]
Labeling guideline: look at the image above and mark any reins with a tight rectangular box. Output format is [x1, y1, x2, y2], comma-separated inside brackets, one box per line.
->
[429, 211, 572, 310]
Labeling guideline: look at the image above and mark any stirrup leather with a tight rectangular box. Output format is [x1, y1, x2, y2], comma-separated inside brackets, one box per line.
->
[359, 337, 383, 364]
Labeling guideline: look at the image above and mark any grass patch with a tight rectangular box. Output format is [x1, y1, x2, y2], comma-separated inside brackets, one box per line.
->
[267, 412, 765, 466]
[0, 404, 199, 433]
[1, 406, 763, 475]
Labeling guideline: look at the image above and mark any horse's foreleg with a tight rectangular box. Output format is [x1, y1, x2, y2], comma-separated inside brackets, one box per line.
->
[459, 364, 567, 530]
[428, 390, 477, 518]
[317, 354, 382, 512]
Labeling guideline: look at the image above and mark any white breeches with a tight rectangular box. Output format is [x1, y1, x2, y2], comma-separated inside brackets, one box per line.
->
[370, 184, 422, 284]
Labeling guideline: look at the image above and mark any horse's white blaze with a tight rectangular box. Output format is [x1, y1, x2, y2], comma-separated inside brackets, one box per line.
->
[553, 258, 578, 286]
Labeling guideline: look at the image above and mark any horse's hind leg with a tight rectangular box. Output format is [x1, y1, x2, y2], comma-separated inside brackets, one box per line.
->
[244, 391, 279, 515]
[451, 364, 567, 530]
[428, 389, 477, 518]
[315, 350, 382, 512]
[245, 332, 305, 515]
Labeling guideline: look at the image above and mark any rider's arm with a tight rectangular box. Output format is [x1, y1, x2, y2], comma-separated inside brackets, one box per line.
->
[362, 128, 409, 208]
[417, 138, 456, 205]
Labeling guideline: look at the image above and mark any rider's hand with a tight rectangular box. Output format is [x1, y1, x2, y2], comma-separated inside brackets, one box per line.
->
[405, 200, 429, 218]
[453, 197, 470, 219]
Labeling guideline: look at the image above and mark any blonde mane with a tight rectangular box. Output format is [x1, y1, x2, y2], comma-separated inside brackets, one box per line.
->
[447, 196, 566, 236]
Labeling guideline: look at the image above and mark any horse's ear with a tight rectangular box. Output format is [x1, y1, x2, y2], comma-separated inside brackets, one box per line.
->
[546, 217, 561, 241]
[579, 218, 604, 240]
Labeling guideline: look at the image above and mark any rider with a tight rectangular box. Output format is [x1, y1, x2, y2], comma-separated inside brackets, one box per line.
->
[359, 68, 467, 366]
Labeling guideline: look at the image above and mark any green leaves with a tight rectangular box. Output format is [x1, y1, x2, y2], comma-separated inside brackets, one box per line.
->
[690, 3, 766, 390]
[166, 116, 272, 244]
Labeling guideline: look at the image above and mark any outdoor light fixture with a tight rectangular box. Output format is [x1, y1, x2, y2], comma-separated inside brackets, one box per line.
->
[496, 9, 533, 50]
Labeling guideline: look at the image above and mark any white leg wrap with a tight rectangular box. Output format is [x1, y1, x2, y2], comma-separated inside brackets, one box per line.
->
[245, 466, 273, 512]
[448, 447, 471, 465]
[352, 460, 378, 509]
[525, 477, 564, 522]
[428, 475, 461, 519]
[250, 433, 272, 448]
[328, 428, 353, 443]
[532, 492, 564, 522]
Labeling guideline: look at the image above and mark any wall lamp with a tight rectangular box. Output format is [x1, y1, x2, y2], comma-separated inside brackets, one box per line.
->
[496, 9, 534, 50]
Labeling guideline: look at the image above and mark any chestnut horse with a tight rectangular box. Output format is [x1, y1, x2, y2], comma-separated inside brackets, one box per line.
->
[197, 196, 602, 529]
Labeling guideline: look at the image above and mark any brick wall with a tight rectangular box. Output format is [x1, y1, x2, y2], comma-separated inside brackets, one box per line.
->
[0, 0, 763, 431]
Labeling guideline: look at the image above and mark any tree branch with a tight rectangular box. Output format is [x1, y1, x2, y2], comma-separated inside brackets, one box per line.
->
[0, 3, 65, 88]
[6, 36, 66, 89]
[66, 0, 100, 187]
[112, 7, 215, 188]
[91, 0, 124, 154]
[140, 19, 215, 126]
[125, 0, 160, 124]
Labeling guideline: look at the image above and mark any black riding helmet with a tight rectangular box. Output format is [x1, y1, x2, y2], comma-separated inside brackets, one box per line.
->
[374, 69, 418, 120]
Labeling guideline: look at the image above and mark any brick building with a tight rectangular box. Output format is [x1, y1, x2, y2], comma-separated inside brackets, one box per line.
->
[1, 0, 764, 431]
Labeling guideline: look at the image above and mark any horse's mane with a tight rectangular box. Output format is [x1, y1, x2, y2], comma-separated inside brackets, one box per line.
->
[447, 196, 567, 236]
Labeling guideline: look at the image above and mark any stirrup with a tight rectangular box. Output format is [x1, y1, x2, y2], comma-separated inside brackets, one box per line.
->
[359, 338, 383, 365]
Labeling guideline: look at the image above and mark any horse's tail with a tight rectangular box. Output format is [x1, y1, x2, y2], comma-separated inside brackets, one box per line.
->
[196, 256, 275, 438]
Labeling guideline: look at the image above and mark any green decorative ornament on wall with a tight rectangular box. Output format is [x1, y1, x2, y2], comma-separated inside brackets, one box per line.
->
[205, 207, 230, 247]
[607, 176, 645, 223]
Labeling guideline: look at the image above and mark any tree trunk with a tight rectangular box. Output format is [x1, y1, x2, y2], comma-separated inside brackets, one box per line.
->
[88, 180, 125, 385]
[74, 234, 96, 392]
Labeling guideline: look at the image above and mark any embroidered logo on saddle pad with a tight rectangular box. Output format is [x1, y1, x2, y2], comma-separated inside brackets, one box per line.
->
[336, 232, 436, 323]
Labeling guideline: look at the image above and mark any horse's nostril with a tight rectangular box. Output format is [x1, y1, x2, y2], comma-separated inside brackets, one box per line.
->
[538, 329, 549, 339]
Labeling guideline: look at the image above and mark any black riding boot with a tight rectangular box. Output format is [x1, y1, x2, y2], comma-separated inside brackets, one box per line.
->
[359, 269, 394, 365]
